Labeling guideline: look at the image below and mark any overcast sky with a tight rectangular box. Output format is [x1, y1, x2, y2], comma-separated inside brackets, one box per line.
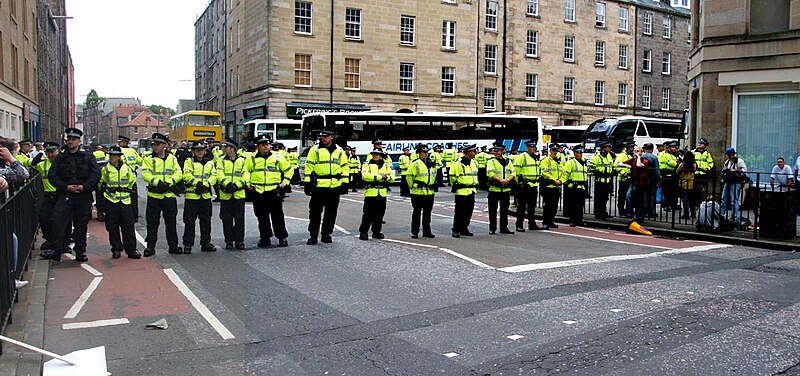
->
[66, 0, 210, 109]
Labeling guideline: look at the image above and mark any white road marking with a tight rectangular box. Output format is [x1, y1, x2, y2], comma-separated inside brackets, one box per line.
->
[498, 244, 731, 273]
[438, 248, 495, 270]
[285, 215, 310, 222]
[430, 211, 490, 225]
[651, 299, 662, 303]
[62, 318, 130, 330]
[64, 277, 103, 319]
[333, 225, 352, 235]
[563, 320, 577, 325]
[686, 291, 695, 295]
[340, 197, 364, 204]
[62, 253, 75, 260]
[443, 352, 460, 358]
[135, 230, 147, 247]
[80, 264, 103, 277]
[610, 309, 624, 313]
[547, 230, 672, 250]
[163, 268, 235, 340]
[583, 227, 609, 234]
[381, 238, 439, 249]
[507, 334, 524, 340]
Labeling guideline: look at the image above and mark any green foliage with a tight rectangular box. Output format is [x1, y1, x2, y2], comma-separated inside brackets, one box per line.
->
[85, 89, 104, 107]
[148, 104, 176, 116]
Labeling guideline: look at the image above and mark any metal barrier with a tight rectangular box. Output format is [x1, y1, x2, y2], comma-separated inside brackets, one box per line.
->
[0, 173, 42, 353]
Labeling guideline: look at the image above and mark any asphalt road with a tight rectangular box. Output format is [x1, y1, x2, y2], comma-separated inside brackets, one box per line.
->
[42, 181, 800, 375]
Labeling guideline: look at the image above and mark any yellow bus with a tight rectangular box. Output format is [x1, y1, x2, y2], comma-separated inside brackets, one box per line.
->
[168, 110, 223, 142]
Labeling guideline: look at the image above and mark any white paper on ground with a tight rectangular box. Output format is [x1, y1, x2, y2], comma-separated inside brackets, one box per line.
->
[43, 346, 108, 376]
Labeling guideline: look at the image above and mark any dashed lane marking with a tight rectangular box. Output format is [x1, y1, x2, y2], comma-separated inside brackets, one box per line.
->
[438, 247, 495, 270]
[381, 238, 439, 249]
[163, 268, 235, 340]
[64, 277, 103, 319]
[333, 224, 352, 235]
[62, 318, 130, 330]
[80, 263, 103, 277]
[135, 230, 147, 248]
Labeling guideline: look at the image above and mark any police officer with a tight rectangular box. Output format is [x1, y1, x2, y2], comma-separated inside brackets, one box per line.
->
[486, 143, 516, 235]
[450, 144, 479, 238]
[540, 143, 564, 229]
[91, 143, 108, 221]
[118, 135, 142, 220]
[141, 133, 183, 256]
[514, 139, 543, 231]
[31, 142, 61, 251]
[658, 140, 680, 211]
[217, 138, 250, 250]
[693, 138, 714, 204]
[358, 149, 395, 240]
[304, 130, 349, 245]
[442, 143, 458, 185]
[182, 141, 218, 253]
[16, 139, 33, 168]
[101, 146, 140, 259]
[245, 135, 291, 248]
[41, 128, 101, 262]
[615, 139, 635, 218]
[563, 145, 589, 227]
[398, 147, 412, 197]
[347, 147, 361, 192]
[476, 145, 489, 190]
[287, 146, 300, 184]
[432, 145, 445, 187]
[174, 141, 192, 167]
[590, 141, 615, 220]
[407, 144, 437, 239]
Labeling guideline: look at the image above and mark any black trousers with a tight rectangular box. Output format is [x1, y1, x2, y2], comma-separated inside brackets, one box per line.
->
[183, 198, 213, 247]
[617, 180, 631, 215]
[253, 190, 288, 240]
[130, 182, 139, 219]
[478, 168, 488, 190]
[105, 201, 137, 254]
[51, 193, 92, 255]
[308, 188, 341, 238]
[95, 189, 106, 215]
[541, 187, 561, 225]
[399, 175, 410, 197]
[488, 191, 510, 232]
[220, 199, 245, 243]
[359, 196, 387, 235]
[452, 194, 475, 234]
[594, 181, 612, 218]
[436, 168, 444, 186]
[564, 187, 586, 224]
[411, 194, 434, 235]
[291, 170, 300, 184]
[39, 194, 57, 243]
[145, 196, 179, 250]
[515, 185, 539, 228]
[662, 175, 679, 209]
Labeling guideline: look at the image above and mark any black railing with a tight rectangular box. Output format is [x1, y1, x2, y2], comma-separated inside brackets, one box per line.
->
[0, 173, 42, 353]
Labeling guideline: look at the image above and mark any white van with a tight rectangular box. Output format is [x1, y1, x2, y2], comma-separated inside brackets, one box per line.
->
[581, 116, 687, 153]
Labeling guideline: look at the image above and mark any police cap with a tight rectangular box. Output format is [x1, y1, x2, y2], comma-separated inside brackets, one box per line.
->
[151, 133, 169, 144]
[548, 143, 560, 150]
[255, 134, 271, 144]
[698, 137, 709, 146]
[524, 139, 537, 147]
[462, 144, 478, 152]
[572, 145, 584, 153]
[44, 141, 59, 151]
[108, 146, 124, 155]
[222, 137, 239, 148]
[117, 135, 131, 142]
[191, 141, 206, 149]
[318, 130, 334, 137]
[65, 128, 83, 138]
[416, 144, 430, 153]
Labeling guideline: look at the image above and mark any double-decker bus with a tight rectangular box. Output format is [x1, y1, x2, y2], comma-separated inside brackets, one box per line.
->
[168, 110, 223, 142]
[241, 119, 302, 149]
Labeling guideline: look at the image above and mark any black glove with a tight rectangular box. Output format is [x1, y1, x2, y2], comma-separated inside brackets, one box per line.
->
[195, 181, 207, 194]
[304, 184, 313, 196]
[339, 185, 349, 195]
[31, 153, 43, 166]
[225, 182, 238, 194]
[157, 180, 169, 193]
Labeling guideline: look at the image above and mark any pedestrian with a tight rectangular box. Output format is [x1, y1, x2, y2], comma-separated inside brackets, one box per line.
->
[540, 144, 563, 229]
[31, 141, 44, 160]
[624, 146, 653, 223]
[100, 146, 141, 259]
[398, 147, 412, 197]
[432, 145, 445, 187]
[563, 145, 589, 227]
[476, 145, 489, 190]
[442, 143, 458, 185]
[770, 157, 794, 191]
[408, 144, 437, 239]
[245, 135, 291, 248]
[30, 142, 60, 250]
[304, 130, 349, 245]
[174, 141, 192, 168]
[0, 138, 29, 193]
[658, 140, 681, 211]
[486, 143, 516, 234]
[615, 139, 635, 218]
[450, 144, 479, 238]
[513, 139, 543, 231]
[358, 149, 395, 240]
[589, 141, 615, 220]
[720, 147, 747, 226]
[182, 141, 218, 254]
[117, 135, 142, 220]
[141, 133, 183, 257]
[677, 150, 697, 220]
[693, 138, 714, 208]
[217, 138, 250, 250]
[642, 143, 661, 218]
[40, 128, 100, 262]
[347, 147, 361, 192]
[288, 147, 300, 185]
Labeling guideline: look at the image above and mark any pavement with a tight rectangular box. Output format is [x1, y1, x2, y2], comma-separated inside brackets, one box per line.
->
[2, 181, 800, 375]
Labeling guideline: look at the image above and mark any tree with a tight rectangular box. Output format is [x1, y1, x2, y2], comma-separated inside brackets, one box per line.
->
[148, 104, 175, 116]
[85, 89, 104, 107]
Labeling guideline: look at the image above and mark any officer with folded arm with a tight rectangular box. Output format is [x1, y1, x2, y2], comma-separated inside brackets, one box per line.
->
[141, 133, 183, 256]
[245, 135, 291, 248]
[304, 130, 349, 245]
[513, 139, 543, 231]
[358, 148, 395, 240]
[407, 144, 437, 239]
[217, 138, 249, 250]
[182, 141, 218, 254]
[100, 146, 140, 259]
[450, 144, 479, 238]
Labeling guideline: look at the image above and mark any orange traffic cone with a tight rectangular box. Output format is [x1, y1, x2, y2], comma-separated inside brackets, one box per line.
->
[627, 220, 652, 236]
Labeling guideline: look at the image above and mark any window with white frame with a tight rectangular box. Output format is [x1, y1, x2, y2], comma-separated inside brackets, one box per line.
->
[237, 20, 241, 49]
[486, 1, 498, 31]
[661, 87, 671, 110]
[663, 16, 671, 38]
[526, 30, 538, 57]
[619, 8, 629, 31]
[565, 0, 575, 22]
[526, 73, 538, 100]
[643, 12, 652, 35]
[564, 35, 575, 62]
[662, 51, 671, 75]
[484, 88, 497, 110]
[294, 54, 311, 87]
[564, 77, 575, 103]
[643, 49, 652, 72]
[642, 85, 652, 109]
[527, 0, 539, 16]
[441, 67, 455, 95]
[595, 41, 605, 65]
[618, 83, 628, 107]
[595, 81, 605, 105]
[618, 44, 628, 69]
[484, 44, 497, 74]
[596, 2, 606, 27]
[345, 8, 361, 40]
[400, 16, 415, 45]
[295, 1, 312, 34]
[344, 58, 360, 90]
[442, 20, 456, 50]
[400, 63, 415, 93]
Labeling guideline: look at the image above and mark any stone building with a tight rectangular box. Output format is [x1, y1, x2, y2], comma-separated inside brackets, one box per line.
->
[688, 0, 800, 173]
[37, 0, 73, 142]
[195, 0, 226, 119]
[117, 108, 167, 141]
[0, 0, 39, 140]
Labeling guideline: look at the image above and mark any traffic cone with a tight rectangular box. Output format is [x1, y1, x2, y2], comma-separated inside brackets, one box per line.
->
[627, 220, 652, 236]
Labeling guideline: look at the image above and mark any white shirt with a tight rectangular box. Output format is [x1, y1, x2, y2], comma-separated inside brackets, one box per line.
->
[723, 157, 747, 173]
[795, 156, 800, 175]
[771, 165, 794, 186]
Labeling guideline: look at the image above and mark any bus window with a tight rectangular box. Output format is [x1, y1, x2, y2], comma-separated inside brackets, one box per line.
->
[188, 114, 220, 126]
[276, 123, 302, 139]
[615, 120, 637, 139]
[646, 120, 681, 139]
[636, 121, 648, 137]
